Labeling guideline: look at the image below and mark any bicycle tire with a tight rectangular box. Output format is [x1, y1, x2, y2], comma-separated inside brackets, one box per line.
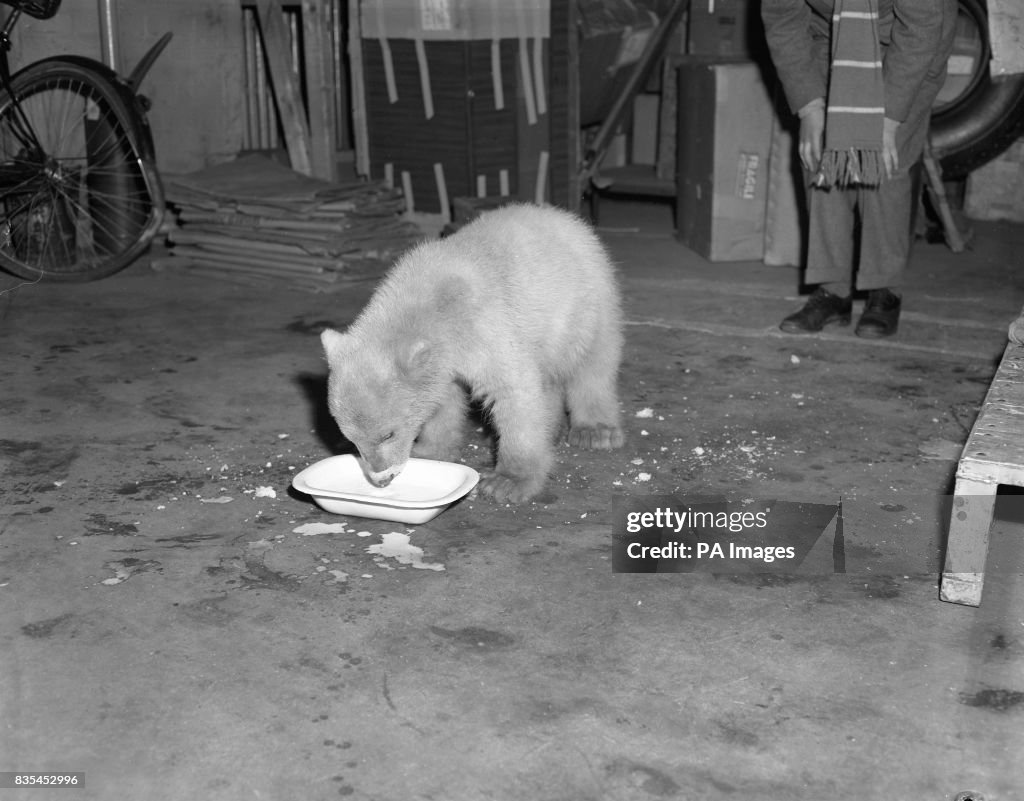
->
[0, 58, 164, 282]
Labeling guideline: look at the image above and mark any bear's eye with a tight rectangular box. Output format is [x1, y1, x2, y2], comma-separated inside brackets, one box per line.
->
[377, 431, 395, 444]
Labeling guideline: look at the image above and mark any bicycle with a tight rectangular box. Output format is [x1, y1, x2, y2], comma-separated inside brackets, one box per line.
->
[0, 0, 170, 282]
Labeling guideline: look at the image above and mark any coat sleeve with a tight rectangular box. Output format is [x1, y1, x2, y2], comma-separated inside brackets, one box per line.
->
[884, 0, 953, 122]
[760, 0, 829, 115]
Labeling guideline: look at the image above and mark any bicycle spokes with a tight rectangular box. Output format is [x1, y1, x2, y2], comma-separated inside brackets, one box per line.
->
[0, 65, 160, 279]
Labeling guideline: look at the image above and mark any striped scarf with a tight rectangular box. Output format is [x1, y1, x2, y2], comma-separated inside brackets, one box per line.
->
[815, 0, 886, 187]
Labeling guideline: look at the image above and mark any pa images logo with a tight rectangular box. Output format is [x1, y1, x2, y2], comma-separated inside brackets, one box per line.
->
[612, 495, 845, 574]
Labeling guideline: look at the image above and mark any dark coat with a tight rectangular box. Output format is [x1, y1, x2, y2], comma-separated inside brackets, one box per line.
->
[760, 0, 958, 122]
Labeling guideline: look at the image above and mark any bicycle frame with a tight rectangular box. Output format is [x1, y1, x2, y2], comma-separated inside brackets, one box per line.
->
[0, 7, 43, 160]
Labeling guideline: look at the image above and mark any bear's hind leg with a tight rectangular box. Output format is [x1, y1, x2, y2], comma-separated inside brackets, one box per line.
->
[412, 381, 468, 462]
[566, 328, 625, 451]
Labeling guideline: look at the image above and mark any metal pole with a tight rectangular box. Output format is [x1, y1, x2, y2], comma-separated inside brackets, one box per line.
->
[578, 0, 688, 187]
[98, 0, 119, 71]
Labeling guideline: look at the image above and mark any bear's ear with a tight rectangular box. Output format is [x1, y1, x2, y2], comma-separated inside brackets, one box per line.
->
[320, 328, 351, 361]
[398, 338, 433, 375]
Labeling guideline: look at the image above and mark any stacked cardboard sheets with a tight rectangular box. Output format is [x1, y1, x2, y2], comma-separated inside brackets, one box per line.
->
[155, 154, 423, 291]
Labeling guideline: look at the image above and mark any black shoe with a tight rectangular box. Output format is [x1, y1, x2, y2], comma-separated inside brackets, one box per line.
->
[856, 289, 901, 338]
[780, 288, 853, 333]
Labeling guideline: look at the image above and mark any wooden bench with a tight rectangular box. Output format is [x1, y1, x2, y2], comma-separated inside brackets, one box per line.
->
[941, 314, 1024, 606]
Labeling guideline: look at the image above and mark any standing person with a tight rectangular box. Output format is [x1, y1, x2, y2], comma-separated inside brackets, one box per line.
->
[761, 0, 957, 338]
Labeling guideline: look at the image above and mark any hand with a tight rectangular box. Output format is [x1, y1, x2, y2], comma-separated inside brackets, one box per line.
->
[799, 105, 825, 173]
[882, 117, 900, 179]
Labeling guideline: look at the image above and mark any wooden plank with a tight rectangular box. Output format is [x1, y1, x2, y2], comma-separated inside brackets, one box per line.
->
[349, 0, 370, 177]
[255, 0, 314, 176]
[302, 0, 339, 181]
[656, 56, 678, 181]
[957, 343, 1024, 485]
[168, 244, 333, 274]
[329, 0, 352, 153]
[155, 257, 342, 291]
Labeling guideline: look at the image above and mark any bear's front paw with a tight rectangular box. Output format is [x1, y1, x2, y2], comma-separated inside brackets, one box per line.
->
[479, 471, 545, 504]
[568, 423, 624, 450]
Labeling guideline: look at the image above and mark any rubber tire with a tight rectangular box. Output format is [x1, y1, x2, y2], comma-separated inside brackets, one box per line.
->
[0, 59, 162, 282]
[931, 0, 1024, 178]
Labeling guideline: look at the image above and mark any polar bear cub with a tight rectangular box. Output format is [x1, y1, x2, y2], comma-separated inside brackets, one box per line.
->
[320, 203, 624, 504]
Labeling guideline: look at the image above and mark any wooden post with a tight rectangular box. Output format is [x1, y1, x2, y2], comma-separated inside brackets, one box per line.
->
[348, 0, 370, 178]
[255, 0, 314, 176]
[548, 0, 579, 211]
[941, 479, 997, 606]
[301, 0, 339, 181]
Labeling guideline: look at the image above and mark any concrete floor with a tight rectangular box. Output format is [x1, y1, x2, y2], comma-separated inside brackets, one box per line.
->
[2, 199, 1023, 801]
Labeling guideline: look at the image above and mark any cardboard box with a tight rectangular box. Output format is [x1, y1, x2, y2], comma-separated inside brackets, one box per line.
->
[675, 58, 775, 261]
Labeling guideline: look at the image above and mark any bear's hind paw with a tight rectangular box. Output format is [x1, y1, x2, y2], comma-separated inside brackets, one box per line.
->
[479, 471, 545, 504]
[568, 423, 624, 451]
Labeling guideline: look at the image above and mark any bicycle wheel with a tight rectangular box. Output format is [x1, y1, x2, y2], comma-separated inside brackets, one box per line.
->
[0, 58, 164, 282]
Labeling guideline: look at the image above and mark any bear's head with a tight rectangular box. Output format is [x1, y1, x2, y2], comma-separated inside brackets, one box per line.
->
[320, 327, 446, 487]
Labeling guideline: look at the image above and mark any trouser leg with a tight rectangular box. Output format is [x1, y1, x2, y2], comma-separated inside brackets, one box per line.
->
[856, 174, 913, 290]
[805, 180, 858, 290]
[856, 78, 939, 291]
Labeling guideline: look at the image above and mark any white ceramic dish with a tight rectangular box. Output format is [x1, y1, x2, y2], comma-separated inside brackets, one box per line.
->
[292, 455, 479, 524]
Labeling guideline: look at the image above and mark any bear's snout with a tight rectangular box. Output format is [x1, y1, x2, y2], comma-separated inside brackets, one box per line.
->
[368, 471, 395, 488]
[363, 459, 407, 489]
